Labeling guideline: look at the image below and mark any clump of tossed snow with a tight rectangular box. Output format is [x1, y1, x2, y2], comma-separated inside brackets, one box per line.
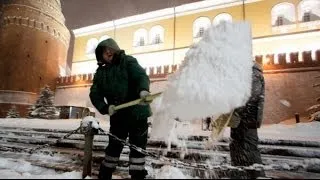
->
[154, 165, 190, 179]
[304, 158, 320, 172]
[0, 157, 82, 179]
[28, 152, 71, 163]
[81, 116, 100, 129]
[151, 21, 253, 141]
[279, 99, 291, 107]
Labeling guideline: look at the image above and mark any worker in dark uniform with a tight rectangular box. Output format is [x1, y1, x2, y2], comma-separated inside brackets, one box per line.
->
[229, 62, 265, 167]
[90, 38, 152, 179]
[217, 62, 265, 178]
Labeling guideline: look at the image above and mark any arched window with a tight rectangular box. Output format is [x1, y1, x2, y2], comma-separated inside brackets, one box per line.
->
[99, 35, 110, 42]
[133, 28, 148, 47]
[149, 25, 165, 44]
[271, 2, 296, 26]
[213, 13, 233, 26]
[298, 0, 320, 22]
[86, 38, 98, 54]
[193, 17, 211, 38]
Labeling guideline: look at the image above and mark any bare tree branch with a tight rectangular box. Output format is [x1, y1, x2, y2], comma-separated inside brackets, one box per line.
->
[307, 104, 320, 112]
[313, 83, 320, 87]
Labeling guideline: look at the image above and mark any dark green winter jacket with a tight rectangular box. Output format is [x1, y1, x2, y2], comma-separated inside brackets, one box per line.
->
[89, 39, 152, 118]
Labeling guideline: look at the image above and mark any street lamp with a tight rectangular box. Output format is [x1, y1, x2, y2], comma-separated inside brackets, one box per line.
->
[242, 0, 246, 20]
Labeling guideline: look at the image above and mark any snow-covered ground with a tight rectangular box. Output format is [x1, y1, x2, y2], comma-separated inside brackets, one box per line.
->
[256, 121, 320, 141]
[0, 118, 109, 131]
[0, 118, 319, 142]
[0, 118, 319, 178]
[0, 152, 83, 179]
[0, 151, 190, 179]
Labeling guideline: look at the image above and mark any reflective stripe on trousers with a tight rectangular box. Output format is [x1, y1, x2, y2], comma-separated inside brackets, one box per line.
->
[130, 157, 145, 164]
[105, 155, 120, 162]
[129, 164, 146, 171]
[129, 157, 146, 171]
[102, 160, 117, 169]
[101, 155, 120, 169]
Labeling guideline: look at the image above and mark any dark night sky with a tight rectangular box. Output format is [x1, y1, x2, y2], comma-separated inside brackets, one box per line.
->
[61, 0, 203, 70]
[61, 0, 202, 30]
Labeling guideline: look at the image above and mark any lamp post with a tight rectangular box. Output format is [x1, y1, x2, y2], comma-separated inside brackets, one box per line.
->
[242, 0, 246, 20]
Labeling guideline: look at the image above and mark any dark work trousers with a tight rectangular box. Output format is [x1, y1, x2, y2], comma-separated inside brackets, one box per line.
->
[98, 111, 149, 179]
[229, 123, 265, 178]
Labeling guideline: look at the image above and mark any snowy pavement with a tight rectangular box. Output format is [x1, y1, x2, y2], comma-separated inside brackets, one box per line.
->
[0, 151, 193, 179]
[0, 118, 320, 179]
[0, 118, 110, 131]
[0, 152, 83, 179]
[0, 118, 319, 142]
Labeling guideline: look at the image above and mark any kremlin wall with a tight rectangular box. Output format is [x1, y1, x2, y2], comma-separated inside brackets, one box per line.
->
[1, 0, 320, 124]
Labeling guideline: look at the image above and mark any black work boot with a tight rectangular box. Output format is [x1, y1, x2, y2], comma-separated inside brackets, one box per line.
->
[130, 170, 148, 180]
[98, 164, 113, 180]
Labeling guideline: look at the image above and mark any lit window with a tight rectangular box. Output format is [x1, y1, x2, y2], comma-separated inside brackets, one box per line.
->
[134, 28, 148, 47]
[149, 25, 164, 44]
[154, 34, 161, 44]
[276, 16, 284, 26]
[303, 12, 311, 22]
[86, 38, 98, 54]
[271, 3, 295, 26]
[139, 37, 145, 46]
[193, 17, 211, 38]
[197, 27, 205, 38]
[213, 13, 233, 26]
[298, 0, 320, 22]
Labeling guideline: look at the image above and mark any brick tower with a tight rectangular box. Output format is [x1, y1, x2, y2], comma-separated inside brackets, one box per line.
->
[0, 0, 70, 117]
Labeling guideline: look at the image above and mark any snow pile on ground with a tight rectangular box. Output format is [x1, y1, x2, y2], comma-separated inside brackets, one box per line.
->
[154, 165, 191, 179]
[304, 158, 320, 172]
[0, 157, 82, 179]
[216, 121, 320, 142]
[258, 121, 320, 141]
[151, 21, 253, 141]
[0, 118, 109, 131]
[81, 116, 100, 129]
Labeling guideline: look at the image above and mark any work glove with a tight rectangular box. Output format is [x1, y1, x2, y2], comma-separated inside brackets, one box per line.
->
[108, 105, 117, 116]
[139, 90, 152, 105]
[227, 111, 241, 128]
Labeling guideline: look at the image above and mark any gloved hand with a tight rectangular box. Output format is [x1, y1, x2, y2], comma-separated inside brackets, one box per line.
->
[108, 105, 117, 116]
[139, 90, 152, 105]
[227, 112, 241, 128]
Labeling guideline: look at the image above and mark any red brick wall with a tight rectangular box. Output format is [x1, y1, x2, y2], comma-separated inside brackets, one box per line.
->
[0, 0, 69, 94]
[263, 68, 320, 124]
[0, 104, 31, 118]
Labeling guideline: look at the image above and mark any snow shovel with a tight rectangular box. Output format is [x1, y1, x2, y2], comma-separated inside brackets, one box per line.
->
[111, 92, 162, 111]
[210, 110, 234, 139]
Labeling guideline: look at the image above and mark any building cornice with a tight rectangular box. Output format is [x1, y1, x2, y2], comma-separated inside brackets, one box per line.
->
[73, 0, 263, 37]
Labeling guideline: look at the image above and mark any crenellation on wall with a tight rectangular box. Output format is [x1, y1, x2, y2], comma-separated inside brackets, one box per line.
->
[56, 64, 181, 87]
[2, 1, 70, 47]
[58, 49, 320, 87]
[11, 0, 65, 23]
[3, 14, 69, 47]
[256, 49, 320, 70]
[53, 68, 320, 124]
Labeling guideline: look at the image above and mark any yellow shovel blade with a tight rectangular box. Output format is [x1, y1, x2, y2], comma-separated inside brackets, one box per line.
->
[114, 92, 162, 111]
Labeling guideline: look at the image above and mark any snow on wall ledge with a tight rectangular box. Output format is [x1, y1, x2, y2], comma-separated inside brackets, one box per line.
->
[150, 22, 253, 140]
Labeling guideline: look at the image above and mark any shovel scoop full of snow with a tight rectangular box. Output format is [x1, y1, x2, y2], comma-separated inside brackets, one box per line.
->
[150, 21, 254, 142]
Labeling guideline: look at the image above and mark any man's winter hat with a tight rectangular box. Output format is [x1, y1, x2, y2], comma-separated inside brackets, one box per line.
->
[98, 38, 120, 51]
[95, 38, 121, 63]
